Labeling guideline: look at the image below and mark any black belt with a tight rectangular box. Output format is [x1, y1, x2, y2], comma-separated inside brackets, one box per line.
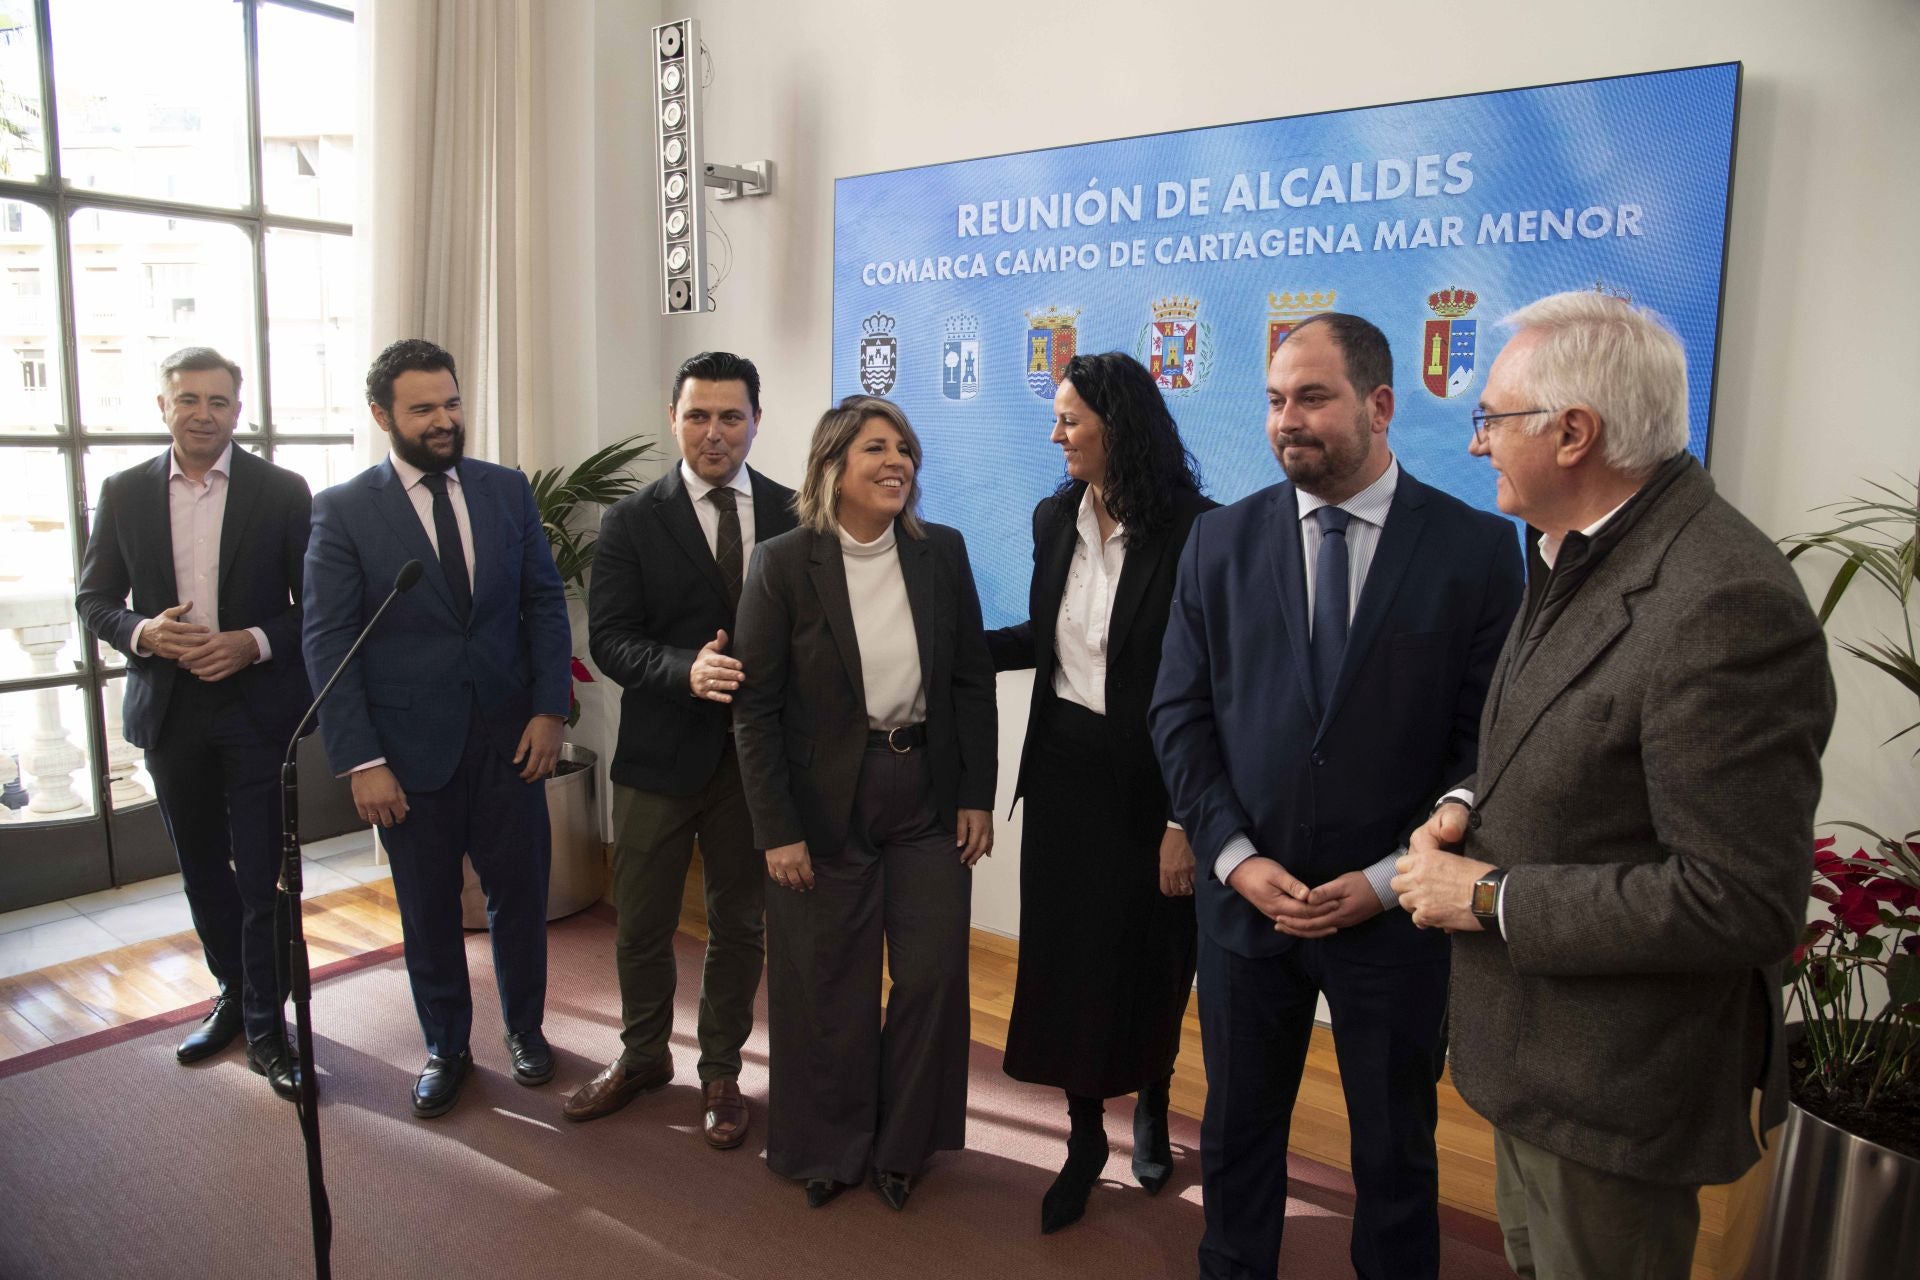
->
[866, 723, 927, 753]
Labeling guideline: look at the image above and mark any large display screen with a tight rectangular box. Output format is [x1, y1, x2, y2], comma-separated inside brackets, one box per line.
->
[832, 63, 1740, 628]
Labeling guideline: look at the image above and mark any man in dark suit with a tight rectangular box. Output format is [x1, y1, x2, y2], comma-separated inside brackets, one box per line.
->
[303, 339, 570, 1118]
[1150, 314, 1523, 1279]
[75, 346, 311, 1099]
[563, 351, 796, 1148]
[1394, 291, 1835, 1279]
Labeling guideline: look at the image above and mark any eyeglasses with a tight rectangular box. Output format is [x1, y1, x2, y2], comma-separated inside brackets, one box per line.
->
[1470, 407, 1557, 447]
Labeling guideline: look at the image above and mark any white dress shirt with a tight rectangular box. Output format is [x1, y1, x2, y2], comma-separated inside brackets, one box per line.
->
[130, 441, 270, 663]
[679, 460, 757, 595]
[1213, 458, 1406, 906]
[389, 451, 476, 588]
[1051, 485, 1126, 715]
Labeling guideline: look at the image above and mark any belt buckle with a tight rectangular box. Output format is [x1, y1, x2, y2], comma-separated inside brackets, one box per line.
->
[886, 725, 913, 754]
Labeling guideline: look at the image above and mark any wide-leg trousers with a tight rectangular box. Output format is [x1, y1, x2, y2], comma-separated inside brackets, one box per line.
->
[763, 743, 973, 1184]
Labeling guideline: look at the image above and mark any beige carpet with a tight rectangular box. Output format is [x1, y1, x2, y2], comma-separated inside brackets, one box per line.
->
[0, 911, 1509, 1278]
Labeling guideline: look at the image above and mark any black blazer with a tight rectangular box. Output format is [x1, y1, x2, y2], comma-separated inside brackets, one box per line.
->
[75, 446, 313, 751]
[987, 484, 1215, 818]
[732, 522, 997, 856]
[588, 464, 797, 795]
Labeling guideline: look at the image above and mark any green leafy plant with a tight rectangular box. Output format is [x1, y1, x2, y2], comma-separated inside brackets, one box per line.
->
[1781, 472, 1919, 748]
[526, 433, 656, 725]
[529, 433, 657, 596]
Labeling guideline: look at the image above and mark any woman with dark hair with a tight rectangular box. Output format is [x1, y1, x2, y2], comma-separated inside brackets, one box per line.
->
[733, 396, 997, 1212]
[988, 351, 1215, 1234]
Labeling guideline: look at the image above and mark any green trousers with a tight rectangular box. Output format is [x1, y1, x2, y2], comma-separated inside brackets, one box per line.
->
[1494, 1127, 1701, 1280]
[610, 744, 763, 1083]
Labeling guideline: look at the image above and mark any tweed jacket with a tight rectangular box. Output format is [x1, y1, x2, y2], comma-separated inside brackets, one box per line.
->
[1446, 456, 1836, 1185]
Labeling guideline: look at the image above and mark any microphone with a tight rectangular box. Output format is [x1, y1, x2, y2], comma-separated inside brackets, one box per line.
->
[284, 559, 423, 768]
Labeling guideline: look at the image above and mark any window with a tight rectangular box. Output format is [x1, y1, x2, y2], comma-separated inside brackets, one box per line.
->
[0, 1, 357, 902]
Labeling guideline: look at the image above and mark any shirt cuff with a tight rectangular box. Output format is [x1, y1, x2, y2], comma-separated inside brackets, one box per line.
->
[1439, 787, 1475, 811]
[1364, 848, 1403, 910]
[1167, 820, 1183, 832]
[247, 626, 271, 664]
[341, 758, 388, 779]
[1213, 832, 1258, 885]
[130, 617, 153, 658]
[1495, 874, 1509, 940]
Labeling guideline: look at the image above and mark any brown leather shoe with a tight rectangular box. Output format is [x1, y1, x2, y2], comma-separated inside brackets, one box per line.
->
[702, 1077, 750, 1149]
[562, 1057, 673, 1122]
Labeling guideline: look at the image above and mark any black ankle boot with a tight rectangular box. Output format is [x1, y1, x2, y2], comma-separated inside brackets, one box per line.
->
[1041, 1092, 1109, 1234]
[1132, 1076, 1173, 1195]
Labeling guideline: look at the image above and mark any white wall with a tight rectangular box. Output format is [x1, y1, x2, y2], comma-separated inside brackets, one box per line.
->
[555, 0, 1920, 932]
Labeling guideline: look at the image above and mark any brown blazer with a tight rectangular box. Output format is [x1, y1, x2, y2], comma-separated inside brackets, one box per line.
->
[732, 522, 996, 856]
[1446, 457, 1836, 1186]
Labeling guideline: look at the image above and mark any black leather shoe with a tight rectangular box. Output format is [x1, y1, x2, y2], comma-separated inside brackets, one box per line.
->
[247, 1035, 301, 1102]
[805, 1179, 847, 1208]
[176, 996, 242, 1063]
[412, 1050, 473, 1118]
[1042, 1130, 1110, 1234]
[504, 1029, 554, 1086]
[1132, 1082, 1173, 1195]
[872, 1169, 913, 1211]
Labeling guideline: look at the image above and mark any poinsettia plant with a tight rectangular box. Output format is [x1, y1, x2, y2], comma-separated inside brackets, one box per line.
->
[568, 656, 594, 729]
[1788, 824, 1920, 1109]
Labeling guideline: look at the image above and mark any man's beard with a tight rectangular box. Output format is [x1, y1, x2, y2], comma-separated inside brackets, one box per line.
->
[393, 423, 465, 473]
[1275, 407, 1369, 493]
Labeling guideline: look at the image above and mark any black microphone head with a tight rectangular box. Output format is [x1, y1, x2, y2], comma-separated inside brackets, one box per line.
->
[395, 560, 424, 592]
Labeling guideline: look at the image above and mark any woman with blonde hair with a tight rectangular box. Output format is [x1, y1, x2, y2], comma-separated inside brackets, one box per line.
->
[733, 395, 996, 1211]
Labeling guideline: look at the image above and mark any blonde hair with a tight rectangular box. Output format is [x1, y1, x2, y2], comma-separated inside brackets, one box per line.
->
[795, 396, 928, 538]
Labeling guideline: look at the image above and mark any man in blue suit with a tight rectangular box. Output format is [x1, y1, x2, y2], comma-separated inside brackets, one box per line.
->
[303, 339, 571, 1118]
[1150, 313, 1523, 1278]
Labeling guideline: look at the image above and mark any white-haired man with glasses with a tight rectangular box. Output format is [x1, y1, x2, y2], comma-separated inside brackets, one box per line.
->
[1393, 290, 1836, 1279]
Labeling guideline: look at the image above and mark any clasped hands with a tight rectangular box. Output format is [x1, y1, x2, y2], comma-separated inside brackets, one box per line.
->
[145, 601, 258, 682]
[1227, 857, 1383, 936]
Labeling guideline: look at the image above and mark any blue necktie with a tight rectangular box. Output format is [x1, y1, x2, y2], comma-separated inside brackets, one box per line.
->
[419, 471, 472, 623]
[1310, 506, 1351, 713]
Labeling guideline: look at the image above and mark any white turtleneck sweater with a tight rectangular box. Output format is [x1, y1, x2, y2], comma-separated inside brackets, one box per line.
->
[837, 521, 927, 730]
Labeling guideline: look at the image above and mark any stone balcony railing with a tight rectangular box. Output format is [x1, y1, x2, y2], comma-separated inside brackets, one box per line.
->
[0, 587, 147, 824]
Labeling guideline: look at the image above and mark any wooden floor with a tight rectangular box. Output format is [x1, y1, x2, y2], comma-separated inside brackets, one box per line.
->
[3, 861, 1771, 1279]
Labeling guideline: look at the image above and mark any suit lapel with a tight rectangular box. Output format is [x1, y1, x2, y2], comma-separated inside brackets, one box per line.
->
[1029, 496, 1078, 687]
[138, 452, 180, 610]
[807, 532, 866, 701]
[1265, 486, 1319, 716]
[748, 467, 793, 539]
[457, 460, 493, 612]
[370, 461, 457, 616]
[216, 448, 260, 598]
[658, 469, 735, 611]
[1319, 473, 1427, 734]
[898, 529, 940, 693]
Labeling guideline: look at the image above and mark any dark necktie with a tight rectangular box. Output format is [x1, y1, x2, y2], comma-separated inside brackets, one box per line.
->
[709, 486, 743, 610]
[1310, 505, 1352, 712]
[419, 471, 472, 622]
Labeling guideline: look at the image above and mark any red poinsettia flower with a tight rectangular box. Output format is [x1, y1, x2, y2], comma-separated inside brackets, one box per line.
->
[570, 657, 595, 684]
[1833, 884, 1886, 936]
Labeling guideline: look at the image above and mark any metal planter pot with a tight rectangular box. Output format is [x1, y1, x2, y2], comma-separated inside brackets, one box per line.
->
[1746, 1100, 1920, 1278]
[460, 742, 604, 928]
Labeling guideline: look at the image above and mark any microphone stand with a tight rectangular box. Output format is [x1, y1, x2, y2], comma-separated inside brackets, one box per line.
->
[276, 560, 421, 1280]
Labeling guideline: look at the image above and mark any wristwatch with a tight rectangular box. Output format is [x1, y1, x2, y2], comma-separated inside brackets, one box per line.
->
[1470, 868, 1507, 930]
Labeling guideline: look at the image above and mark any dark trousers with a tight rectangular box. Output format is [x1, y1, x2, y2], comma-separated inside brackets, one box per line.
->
[764, 744, 972, 1184]
[1197, 932, 1449, 1280]
[145, 679, 287, 1044]
[381, 709, 550, 1059]
[610, 741, 764, 1082]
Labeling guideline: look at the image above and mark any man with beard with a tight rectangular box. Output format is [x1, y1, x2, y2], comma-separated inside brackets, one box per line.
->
[303, 339, 571, 1118]
[1149, 313, 1523, 1279]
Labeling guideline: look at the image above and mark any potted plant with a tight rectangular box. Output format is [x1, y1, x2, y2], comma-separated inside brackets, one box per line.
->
[460, 434, 656, 925]
[1748, 472, 1920, 1278]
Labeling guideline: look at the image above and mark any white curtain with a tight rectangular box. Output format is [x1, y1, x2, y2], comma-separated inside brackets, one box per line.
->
[353, 0, 539, 467]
